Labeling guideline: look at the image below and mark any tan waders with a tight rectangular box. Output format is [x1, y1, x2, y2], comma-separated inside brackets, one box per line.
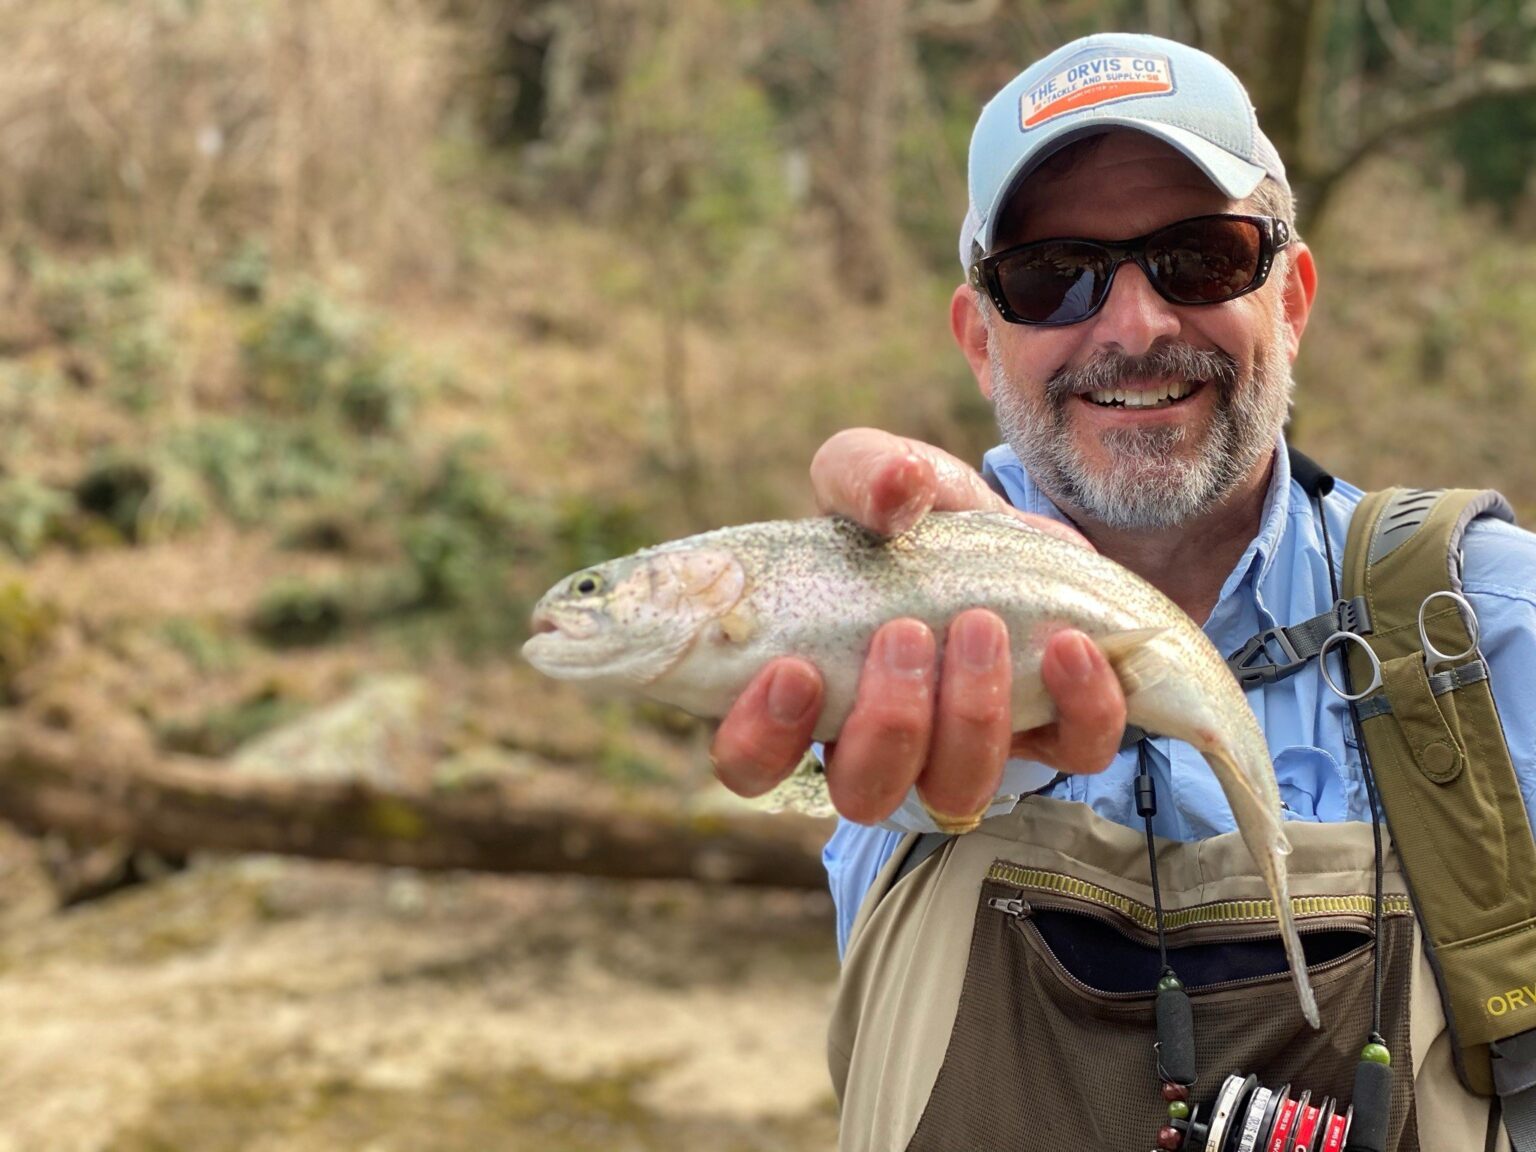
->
[829, 796, 1503, 1151]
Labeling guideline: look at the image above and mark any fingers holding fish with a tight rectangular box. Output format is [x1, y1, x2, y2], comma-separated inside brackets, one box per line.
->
[825, 620, 938, 824]
[812, 428, 938, 537]
[1009, 631, 1126, 776]
[813, 428, 1039, 539]
[710, 657, 826, 797]
[810, 429, 1092, 547]
[918, 609, 1013, 830]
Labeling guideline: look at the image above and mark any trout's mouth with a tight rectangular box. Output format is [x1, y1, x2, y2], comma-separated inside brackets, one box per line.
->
[529, 609, 559, 637]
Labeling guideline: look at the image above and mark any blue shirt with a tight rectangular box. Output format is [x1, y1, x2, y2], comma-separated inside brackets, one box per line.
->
[823, 440, 1536, 957]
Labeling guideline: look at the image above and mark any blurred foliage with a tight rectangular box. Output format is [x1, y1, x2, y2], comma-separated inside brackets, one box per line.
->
[33, 256, 155, 343]
[166, 418, 355, 526]
[0, 0, 452, 279]
[157, 686, 306, 758]
[158, 619, 251, 677]
[30, 254, 174, 411]
[218, 241, 271, 305]
[0, 581, 56, 701]
[249, 579, 352, 648]
[1449, 97, 1536, 216]
[74, 451, 208, 545]
[550, 495, 654, 578]
[242, 285, 416, 435]
[0, 478, 74, 560]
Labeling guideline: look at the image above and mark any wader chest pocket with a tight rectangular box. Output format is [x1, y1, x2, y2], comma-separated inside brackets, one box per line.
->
[989, 892, 1374, 998]
[901, 865, 1421, 1152]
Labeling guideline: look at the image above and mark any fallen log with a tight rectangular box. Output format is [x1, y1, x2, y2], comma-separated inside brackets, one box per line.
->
[0, 725, 834, 890]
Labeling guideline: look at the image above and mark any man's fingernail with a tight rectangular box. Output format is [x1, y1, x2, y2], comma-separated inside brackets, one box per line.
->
[883, 624, 931, 675]
[955, 614, 1002, 673]
[1060, 632, 1096, 683]
[768, 667, 817, 725]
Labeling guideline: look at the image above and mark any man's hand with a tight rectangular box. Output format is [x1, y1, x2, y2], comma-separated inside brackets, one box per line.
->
[709, 428, 1128, 828]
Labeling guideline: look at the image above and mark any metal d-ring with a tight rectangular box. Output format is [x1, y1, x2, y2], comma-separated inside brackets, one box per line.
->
[1319, 630, 1382, 702]
[1418, 589, 1481, 678]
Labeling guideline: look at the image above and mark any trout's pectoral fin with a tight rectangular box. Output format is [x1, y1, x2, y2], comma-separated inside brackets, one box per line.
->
[1095, 627, 1170, 697]
[714, 608, 757, 645]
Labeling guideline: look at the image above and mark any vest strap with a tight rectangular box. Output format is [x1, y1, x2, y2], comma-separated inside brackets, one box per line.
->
[1227, 596, 1372, 687]
[1492, 1032, 1536, 1151]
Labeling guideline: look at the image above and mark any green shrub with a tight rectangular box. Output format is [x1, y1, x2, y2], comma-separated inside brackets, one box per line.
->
[73, 450, 207, 544]
[249, 579, 349, 647]
[218, 240, 270, 304]
[33, 256, 154, 343]
[167, 418, 351, 525]
[29, 254, 174, 413]
[390, 438, 543, 609]
[337, 352, 413, 435]
[241, 285, 415, 435]
[0, 478, 75, 560]
[105, 323, 173, 411]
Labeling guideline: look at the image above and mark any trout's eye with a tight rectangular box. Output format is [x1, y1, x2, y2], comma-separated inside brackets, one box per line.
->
[573, 572, 604, 596]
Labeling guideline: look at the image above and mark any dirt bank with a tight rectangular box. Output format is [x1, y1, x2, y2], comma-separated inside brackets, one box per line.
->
[0, 827, 842, 1151]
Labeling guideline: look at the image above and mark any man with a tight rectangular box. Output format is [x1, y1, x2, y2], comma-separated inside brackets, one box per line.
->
[712, 32, 1536, 1151]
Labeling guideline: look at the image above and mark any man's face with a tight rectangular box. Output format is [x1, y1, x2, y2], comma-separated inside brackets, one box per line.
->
[970, 132, 1309, 532]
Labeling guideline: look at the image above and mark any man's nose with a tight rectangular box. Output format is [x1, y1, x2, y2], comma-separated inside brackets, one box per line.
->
[1086, 261, 1181, 355]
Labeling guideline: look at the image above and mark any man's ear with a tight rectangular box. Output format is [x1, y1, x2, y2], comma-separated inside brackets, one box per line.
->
[1280, 240, 1317, 362]
[950, 284, 994, 399]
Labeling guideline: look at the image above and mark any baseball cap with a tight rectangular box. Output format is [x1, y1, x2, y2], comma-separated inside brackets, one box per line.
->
[959, 33, 1288, 269]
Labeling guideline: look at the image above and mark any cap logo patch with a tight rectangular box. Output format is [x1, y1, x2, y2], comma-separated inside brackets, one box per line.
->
[1021, 51, 1174, 129]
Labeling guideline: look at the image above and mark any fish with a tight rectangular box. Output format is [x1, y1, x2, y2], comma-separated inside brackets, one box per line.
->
[521, 510, 1319, 1028]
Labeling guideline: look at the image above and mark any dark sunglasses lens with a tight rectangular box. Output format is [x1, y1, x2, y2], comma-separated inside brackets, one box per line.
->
[1147, 217, 1264, 303]
[995, 242, 1111, 324]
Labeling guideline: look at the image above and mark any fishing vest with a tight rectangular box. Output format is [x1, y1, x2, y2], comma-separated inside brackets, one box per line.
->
[827, 484, 1536, 1152]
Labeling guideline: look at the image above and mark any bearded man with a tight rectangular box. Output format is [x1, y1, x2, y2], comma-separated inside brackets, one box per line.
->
[710, 32, 1536, 1152]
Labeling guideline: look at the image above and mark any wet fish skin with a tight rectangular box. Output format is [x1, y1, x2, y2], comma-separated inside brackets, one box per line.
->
[522, 510, 1320, 1028]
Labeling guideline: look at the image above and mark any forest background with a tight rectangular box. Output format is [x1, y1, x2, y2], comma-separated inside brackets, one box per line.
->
[1, 1, 1535, 1149]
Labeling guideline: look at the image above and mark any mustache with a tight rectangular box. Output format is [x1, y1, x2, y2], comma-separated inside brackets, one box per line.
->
[1045, 343, 1240, 402]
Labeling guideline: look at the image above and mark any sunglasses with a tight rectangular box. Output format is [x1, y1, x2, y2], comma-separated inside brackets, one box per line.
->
[969, 213, 1291, 327]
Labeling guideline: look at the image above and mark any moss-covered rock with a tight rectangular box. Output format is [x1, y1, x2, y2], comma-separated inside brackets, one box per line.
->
[230, 675, 432, 788]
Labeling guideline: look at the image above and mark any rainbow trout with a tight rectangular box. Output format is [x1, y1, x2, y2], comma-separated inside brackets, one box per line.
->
[522, 510, 1319, 1028]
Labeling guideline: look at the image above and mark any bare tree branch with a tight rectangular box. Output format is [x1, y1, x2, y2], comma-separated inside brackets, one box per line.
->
[1303, 60, 1536, 222]
[0, 726, 834, 891]
[909, 0, 997, 33]
[1361, 0, 1444, 78]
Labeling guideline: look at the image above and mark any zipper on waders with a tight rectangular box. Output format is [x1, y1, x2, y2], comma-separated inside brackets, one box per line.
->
[984, 862, 1414, 1001]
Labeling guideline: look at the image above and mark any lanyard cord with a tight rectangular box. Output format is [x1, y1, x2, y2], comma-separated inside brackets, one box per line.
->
[1137, 739, 1171, 974]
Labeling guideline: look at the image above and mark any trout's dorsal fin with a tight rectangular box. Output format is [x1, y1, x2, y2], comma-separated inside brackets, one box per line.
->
[1095, 627, 1170, 697]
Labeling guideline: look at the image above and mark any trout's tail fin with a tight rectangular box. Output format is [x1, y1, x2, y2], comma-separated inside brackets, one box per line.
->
[1205, 742, 1321, 1030]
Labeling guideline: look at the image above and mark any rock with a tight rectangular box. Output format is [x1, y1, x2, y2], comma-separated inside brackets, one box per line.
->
[230, 675, 433, 789]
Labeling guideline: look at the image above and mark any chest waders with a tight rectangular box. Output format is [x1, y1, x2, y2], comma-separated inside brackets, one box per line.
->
[827, 476, 1535, 1152]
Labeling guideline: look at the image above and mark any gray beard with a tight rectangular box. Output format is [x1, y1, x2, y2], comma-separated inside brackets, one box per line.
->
[990, 315, 1294, 532]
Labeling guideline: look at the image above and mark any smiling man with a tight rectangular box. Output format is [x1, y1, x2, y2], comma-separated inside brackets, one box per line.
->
[708, 32, 1536, 1152]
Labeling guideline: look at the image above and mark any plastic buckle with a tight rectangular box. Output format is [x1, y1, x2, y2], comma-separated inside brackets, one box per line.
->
[1231, 625, 1306, 688]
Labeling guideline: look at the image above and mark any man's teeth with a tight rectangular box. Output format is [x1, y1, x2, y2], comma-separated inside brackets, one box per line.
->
[1086, 380, 1195, 408]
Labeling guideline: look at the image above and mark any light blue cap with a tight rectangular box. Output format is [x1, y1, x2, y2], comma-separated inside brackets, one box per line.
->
[959, 33, 1287, 268]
